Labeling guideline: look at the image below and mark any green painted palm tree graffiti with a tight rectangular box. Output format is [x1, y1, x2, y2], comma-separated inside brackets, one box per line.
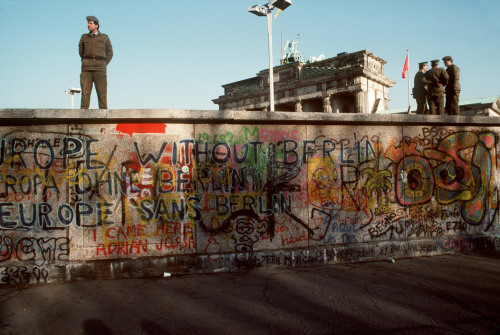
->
[362, 159, 392, 214]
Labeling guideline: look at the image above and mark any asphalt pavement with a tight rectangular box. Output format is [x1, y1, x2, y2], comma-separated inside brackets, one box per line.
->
[1, 249, 499, 335]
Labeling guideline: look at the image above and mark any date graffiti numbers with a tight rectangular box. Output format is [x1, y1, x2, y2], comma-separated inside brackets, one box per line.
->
[0, 266, 49, 285]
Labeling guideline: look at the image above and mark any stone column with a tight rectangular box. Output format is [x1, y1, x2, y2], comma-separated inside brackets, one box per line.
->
[295, 101, 303, 113]
[331, 96, 339, 113]
[355, 91, 365, 113]
[323, 96, 333, 113]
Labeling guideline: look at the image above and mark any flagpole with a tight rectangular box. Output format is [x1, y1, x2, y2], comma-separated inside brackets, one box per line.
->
[407, 49, 411, 111]
[280, 10, 283, 61]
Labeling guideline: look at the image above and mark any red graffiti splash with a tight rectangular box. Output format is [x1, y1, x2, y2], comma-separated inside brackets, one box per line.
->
[468, 200, 482, 217]
[116, 123, 167, 137]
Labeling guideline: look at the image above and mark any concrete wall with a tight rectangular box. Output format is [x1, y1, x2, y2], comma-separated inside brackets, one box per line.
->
[1, 109, 499, 286]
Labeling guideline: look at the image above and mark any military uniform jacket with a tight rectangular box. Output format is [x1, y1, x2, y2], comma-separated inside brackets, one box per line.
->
[413, 71, 427, 99]
[445, 64, 460, 92]
[424, 67, 449, 94]
[79, 31, 113, 72]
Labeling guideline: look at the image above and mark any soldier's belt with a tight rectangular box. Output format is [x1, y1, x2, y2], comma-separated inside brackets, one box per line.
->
[83, 55, 106, 61]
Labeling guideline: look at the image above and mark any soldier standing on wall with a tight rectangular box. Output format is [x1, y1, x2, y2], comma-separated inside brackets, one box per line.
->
[413, 61, 428, 114]
[442, 56, 461, 115]
[424, 59, 449, 115]
[79, 15, 113, 109]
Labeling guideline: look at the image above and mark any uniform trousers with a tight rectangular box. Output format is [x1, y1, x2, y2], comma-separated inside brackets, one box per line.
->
[427, 93, 445, 115]
[415, 97, 427, 114]
[445, 90, 460, 115]
[80, 71, 108, 109]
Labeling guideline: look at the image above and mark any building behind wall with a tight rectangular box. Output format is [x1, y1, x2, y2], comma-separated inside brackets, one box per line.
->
[213, 50, 396, 113]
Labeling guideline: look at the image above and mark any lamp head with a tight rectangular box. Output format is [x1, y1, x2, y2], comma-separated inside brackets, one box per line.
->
[271, 0, 292, 10]
[248, 4, 268, 16]
[65, 88, 82, 95]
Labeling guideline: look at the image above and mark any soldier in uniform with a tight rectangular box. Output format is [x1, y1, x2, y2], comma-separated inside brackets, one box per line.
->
[79, 16, 113, 109]
[424, 59, 448, 115]
[442, 56, 461, 115]
[413, 61, 428, 114]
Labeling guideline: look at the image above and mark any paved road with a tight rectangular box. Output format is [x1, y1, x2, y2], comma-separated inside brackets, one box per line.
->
[1, 250, 499, 335]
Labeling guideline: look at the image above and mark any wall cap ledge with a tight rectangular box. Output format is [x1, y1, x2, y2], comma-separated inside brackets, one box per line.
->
[1, 108, 499, 126]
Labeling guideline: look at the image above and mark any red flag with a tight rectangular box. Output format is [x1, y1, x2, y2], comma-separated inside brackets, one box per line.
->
[402, 55, 409, 78]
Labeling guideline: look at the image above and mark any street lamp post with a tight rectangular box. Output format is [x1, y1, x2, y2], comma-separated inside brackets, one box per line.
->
[266, 10, 275, 112]
[248, 0, 292, 112]
[65, 87, 81, 109]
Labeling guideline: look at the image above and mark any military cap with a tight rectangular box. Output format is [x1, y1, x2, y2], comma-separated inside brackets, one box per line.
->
[442, 55, 453, 61]
[418, 61, 428, 66]
[86, 15, 99, 24]
[430, 59, 440, 65]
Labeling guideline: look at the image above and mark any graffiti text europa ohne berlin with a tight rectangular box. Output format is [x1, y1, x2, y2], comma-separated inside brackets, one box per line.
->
[0, 137, 379, 170]
[1, 136, 378, 198]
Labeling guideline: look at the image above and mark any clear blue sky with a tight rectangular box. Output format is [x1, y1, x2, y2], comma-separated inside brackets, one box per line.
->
[1, 0, 499, 110]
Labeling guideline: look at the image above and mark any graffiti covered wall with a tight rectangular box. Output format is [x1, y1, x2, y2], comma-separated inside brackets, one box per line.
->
[1, 111, 499, 285]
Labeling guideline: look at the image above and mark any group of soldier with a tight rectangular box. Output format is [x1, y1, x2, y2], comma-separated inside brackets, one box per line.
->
[413, 56, 460, 115]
